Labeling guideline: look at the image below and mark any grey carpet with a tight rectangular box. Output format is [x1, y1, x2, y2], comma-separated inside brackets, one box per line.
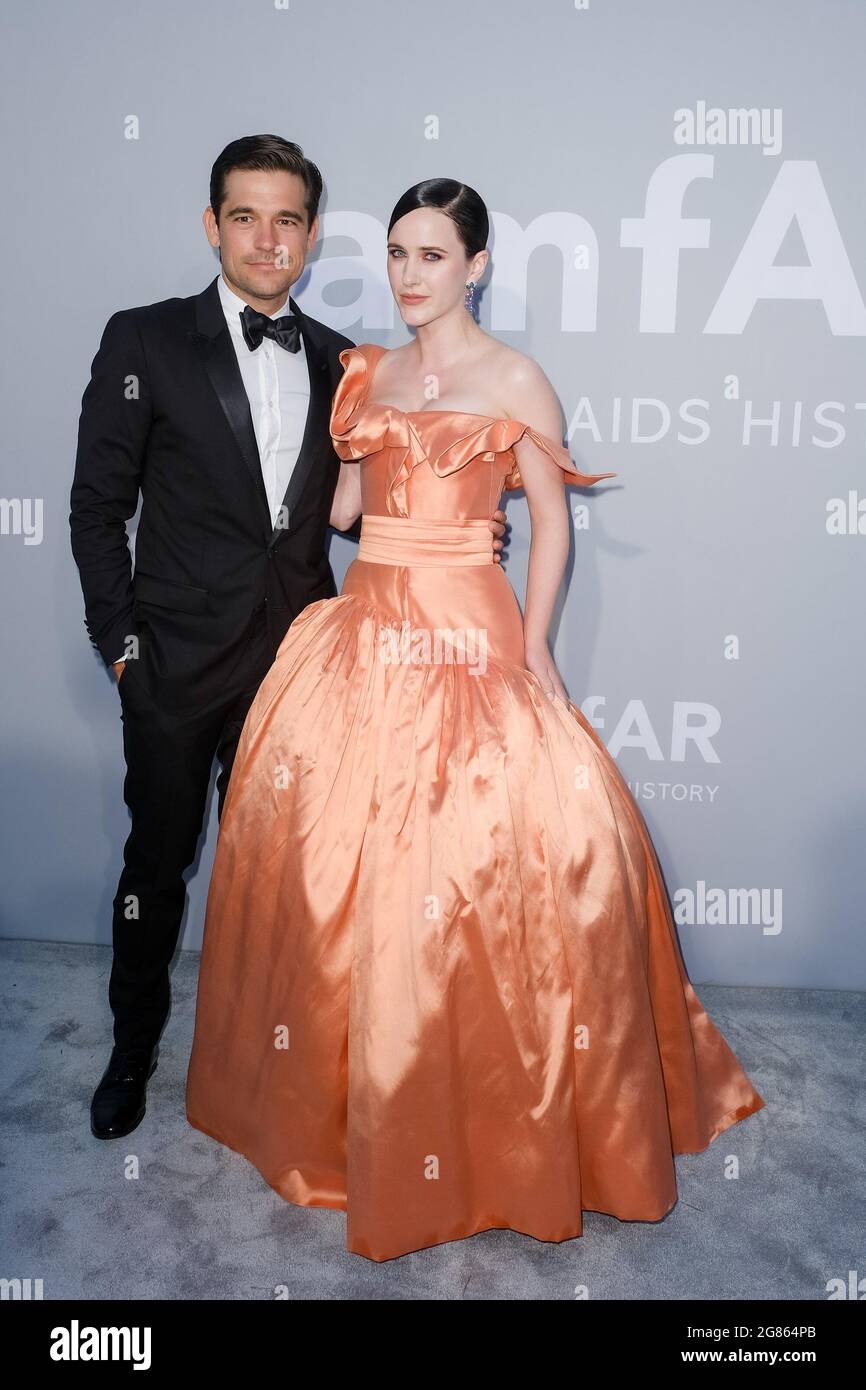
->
[1, 939, 861, 1300]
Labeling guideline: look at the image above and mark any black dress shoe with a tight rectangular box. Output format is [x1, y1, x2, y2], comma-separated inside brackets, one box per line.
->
[90, 1045, 159, 1140]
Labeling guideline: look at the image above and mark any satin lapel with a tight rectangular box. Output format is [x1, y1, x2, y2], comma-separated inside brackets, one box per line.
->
[189, 276, 272, 543]
[269, 294, 331, 551]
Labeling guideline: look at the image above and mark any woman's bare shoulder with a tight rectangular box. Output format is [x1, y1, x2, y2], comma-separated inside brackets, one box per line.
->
[491, 340, 552, 389]
[367, 341, 413, 387]
[482, 340, 559, 422]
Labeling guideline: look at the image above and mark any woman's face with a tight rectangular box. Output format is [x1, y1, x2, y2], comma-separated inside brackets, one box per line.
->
[387, 207, 486, 326]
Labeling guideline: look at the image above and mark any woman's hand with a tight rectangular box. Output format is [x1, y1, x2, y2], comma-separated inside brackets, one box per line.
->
[524, 638, 569, 703]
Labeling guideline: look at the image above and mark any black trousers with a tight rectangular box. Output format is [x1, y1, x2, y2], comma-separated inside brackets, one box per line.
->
[109, 607, 273, 1055]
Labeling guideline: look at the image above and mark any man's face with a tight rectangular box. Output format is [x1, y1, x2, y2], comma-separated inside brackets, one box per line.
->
[203, 168, 318, 311]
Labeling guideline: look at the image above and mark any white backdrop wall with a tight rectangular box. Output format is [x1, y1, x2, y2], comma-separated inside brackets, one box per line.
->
[2, 0, 863, 987]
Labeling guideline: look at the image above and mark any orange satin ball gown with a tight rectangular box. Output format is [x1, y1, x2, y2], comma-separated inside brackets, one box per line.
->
[186, 342, 765, 1262]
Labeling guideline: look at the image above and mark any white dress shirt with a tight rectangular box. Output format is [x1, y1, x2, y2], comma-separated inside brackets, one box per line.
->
[115, 274, 311, 668]
[216, 272, 311, 530]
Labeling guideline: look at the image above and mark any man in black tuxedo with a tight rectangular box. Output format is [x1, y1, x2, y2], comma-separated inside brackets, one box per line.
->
[70, 134, 507, 1141]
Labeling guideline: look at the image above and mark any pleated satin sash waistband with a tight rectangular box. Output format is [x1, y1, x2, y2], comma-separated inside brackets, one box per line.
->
[357, 515, 495, 567]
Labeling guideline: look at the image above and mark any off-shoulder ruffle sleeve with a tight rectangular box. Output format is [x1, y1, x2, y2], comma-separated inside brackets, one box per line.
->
[329, 346, 375, 459]
[499, 424, 616, 492]
[383, 416, 616, 512]
[328, 344, 617, 511]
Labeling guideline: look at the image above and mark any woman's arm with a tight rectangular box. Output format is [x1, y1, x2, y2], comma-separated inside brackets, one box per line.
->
[329, 460, 362, 531]
[504, 358, 576, 702]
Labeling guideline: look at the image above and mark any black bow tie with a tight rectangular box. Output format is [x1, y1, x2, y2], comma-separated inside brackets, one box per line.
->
[240, 303, 302, 353]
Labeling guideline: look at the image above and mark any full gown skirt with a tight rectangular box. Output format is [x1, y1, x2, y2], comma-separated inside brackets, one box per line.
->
[186, 343, 765, 1261]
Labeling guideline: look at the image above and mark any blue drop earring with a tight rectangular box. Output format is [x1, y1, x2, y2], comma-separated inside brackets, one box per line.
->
[464, 280, 477, 319]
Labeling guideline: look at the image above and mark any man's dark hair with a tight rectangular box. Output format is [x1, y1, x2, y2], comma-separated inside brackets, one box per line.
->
[209, 134, 324, 226]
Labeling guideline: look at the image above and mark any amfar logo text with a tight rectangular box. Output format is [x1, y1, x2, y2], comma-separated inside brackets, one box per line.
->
[305, 158, 864, 336]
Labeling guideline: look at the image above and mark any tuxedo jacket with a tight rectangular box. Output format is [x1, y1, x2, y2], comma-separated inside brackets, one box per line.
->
[69, 274, 359, 708]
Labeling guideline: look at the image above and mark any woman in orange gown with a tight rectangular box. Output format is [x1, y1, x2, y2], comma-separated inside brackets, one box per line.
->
[186, 179, 764, 1262]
